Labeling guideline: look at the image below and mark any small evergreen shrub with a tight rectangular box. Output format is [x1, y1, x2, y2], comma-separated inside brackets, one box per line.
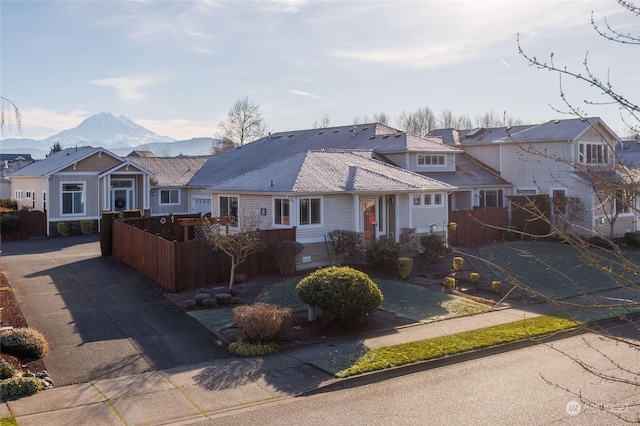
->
[326, 230, 363, 265]
[0, 376, 43, 399]
[420, 233, 448, 260]
[295, 266, 383, 325]
[228, 340, 281, 357]
[56, 222, 71, 237]
[274, 240, 304, 275]
[449, 222, 457, 232]
[215, 293, 232, 305]
[194, 292, 213, 307]
[453, 256, 464, 271]
[624, 232, 640, 248]
[183, 299, 196, 310]
[492, 280, 501, 294]
[80, 220, 94, 235]
[0, 215, 20, 234]
[470, 272, 480, 284]
[398, 257, 413, 279]
[364, 236, 401, 266]
[0, 360, 18, 380]
[0, 198, 18, 210]
[233, 303, 292, 343]
[444, 276, 456, 290]
[0, 328, 50, 360]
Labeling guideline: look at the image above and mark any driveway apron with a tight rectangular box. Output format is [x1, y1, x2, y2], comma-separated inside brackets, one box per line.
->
[0, 235, 229, 386]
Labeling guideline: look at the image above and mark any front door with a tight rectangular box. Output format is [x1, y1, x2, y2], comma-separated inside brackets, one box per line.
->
[362, 197, 377, 244]
[111, 180, 134, 216]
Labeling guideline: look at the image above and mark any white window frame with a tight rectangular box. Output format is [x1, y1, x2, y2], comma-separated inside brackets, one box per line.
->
[579, 142, 609, 165]
[61, 181, 86, 216]
[615, 189, 634, 216]
[14, 190, 23, 200]
[219, 195, 239, 225]
[479, 189, 504, 208]
[273, 197, 291, 226]
[159, 189, 180, 206]
[516, 188, 538, 196]
[298, 196, 322, 226]
[417, 155, 446, 167]
[412, 192, 443, 208]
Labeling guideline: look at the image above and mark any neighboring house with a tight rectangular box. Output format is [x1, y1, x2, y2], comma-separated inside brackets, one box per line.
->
[9, 147, 154, 235]
[189, 123, 462, 268]
[126, 155, 210, 216]
[431, 117, 630, 238]
[0, 154, 35, 200]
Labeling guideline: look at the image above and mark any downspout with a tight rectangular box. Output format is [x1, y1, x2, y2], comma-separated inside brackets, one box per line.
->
[45, 176, 50, 236]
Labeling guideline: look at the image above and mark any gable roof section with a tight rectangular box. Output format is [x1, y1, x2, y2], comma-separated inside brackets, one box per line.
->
[127, 156, 210, 186]
[189, 123, 459, 187]
[456, 117, 619, 146]
[9, 146, 123, 177]
[210, 150, 454, 194]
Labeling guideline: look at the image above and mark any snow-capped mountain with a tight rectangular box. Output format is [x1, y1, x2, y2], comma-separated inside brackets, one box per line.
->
[43, 112, 175, 148]
[1, 113, 215, 158]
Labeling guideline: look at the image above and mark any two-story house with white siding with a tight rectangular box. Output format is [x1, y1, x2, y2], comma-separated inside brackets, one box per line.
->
[9, 146, 154, 235]
[431, 117, 631, 238]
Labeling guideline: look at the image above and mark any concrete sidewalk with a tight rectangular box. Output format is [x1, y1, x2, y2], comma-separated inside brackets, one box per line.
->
[0, 299, 580, 426]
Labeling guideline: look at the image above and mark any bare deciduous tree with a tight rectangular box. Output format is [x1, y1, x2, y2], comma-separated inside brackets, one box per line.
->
[202, 206, 267, 291]
[217, 96, 266, 147]
[210, 137, 236, 155]
[396, 106, 437, 137]
[1, 96, 22, 136]
[312, 114, 331, 129]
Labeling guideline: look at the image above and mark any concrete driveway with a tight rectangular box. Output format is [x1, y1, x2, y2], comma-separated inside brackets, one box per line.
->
[0, 235, 230, 386]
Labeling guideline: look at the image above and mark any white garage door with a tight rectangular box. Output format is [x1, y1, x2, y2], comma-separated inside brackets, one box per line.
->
[191, 197, 211, 216]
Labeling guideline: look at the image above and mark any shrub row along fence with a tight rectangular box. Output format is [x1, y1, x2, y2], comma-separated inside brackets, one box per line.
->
[112, 218, 296, 292]
[0, 210, 46, 240]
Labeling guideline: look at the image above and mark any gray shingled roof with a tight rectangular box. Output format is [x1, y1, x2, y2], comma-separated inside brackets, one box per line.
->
[9, 146, 115, 177]
[456, 117, 618, 145]
[189, 123, 459, 187]
[616, 140, 640, 168]
[1, 159, 34, 180]
[210, 150, 455, 194]
[420, 153, 510, 188]
[127, 156, 210, 186]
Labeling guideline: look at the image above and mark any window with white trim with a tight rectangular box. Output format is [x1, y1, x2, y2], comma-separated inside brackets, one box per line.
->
[479, 190, 503, 207]
[274, 198, 290, 225]
[615, 189, 632, 214]
[417, 155, 445, 166]
[299, 197, 321, 225]
[62, 183, 85, 215]
[159, 189, 180, 205]
[579, 143, 609, 165]
[14, 190, 23, 200]
[219, 196, 238, 224]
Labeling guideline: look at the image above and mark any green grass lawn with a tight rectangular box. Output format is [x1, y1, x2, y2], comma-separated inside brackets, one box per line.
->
[479, 242, 640, 299]
[331, 315, 580, 378]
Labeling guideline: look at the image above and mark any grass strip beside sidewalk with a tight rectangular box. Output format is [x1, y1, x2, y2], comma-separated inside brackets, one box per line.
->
[337, 315, 580, 378]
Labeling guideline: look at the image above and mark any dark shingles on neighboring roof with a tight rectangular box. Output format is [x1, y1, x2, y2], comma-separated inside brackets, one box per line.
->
[420, 153, 510, 188]
[190, 123, 460, 187]
[127, 156, 210, 187]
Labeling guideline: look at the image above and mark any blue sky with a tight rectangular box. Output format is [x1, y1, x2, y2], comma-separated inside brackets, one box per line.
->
[1, 0, 638, 140]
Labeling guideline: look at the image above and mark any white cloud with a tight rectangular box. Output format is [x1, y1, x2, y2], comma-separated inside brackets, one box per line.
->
[289, 90, 321, 99]
[91, 76, 160, 102]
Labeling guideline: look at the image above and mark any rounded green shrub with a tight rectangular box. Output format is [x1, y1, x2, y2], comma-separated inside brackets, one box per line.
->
[420, 233, 448, 260]
[0, 215, 20, 234]
[444, 276, 456, 290]
[56, 222, 71, 237]
[364, 236, 401, 266]
[0, 328, 50, 360]
[453, 256, 464, 271]
[0, 360, 18, 380]
[0, 376, 43, 399]
[80, 220, 94, 235]
[295, 266, 383, 325]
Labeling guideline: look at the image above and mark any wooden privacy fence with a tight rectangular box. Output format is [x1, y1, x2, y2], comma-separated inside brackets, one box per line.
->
[509, 195, 551, 237]
[112, 219, 296, 293]
[0, 210, 46, 240]
[448, 207, 509, 246]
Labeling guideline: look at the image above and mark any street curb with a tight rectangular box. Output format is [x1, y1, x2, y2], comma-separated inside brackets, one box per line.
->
[303, 314, 635, 397]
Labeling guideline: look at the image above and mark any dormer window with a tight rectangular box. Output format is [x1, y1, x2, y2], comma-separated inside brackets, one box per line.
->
[417, 155, 445, 166]
[579, 143, 609, 165]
